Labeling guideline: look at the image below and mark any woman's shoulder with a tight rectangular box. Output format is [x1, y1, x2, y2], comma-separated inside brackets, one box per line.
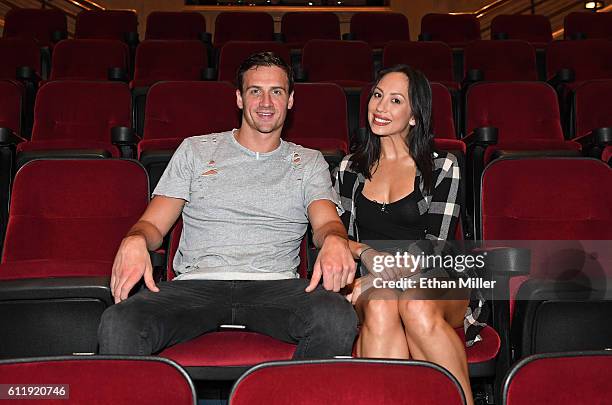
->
[432, 150, 460, 174]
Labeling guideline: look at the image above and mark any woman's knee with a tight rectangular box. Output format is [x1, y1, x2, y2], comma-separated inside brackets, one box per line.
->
[361, 295, 402, 336]
[398, 299, 445, 338]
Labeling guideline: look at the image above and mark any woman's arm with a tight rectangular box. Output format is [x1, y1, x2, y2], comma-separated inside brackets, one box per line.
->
[425, 153, 461, 241]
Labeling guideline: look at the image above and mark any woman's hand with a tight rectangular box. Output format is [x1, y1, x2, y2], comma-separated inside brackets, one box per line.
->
[344, 274, 375, 305]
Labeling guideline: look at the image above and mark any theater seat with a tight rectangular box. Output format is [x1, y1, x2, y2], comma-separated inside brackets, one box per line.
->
[564, 11, 612, 40]
[230, 359, 467, 405]
[2, 8, 67, 48]
[49, 39, 129, 82]
[463, 40, 538, 82]
[0, 159, 148, 358]
[383, 41, 458, 91]
[571, 79, 612, 159]
[75, 9, 138, 42]
[348, 12, 410, 49]
[145, 11, 207, 41]
[481, 157, 612, 364]
[503, 351, 612, 405]
[281, 12, 340, 49]
[490, 14, 552, 49]
[157, 219, 308, 380]
[420, 13, 480, 48]
[213, 12, 274, 49]
[16, 81, 133, 167]
[0, 356, 196, 404]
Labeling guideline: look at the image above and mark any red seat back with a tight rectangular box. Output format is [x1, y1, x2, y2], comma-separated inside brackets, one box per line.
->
[573, 79, 612, 139]
[31, 81, 131, 143]
[50, 39, 129, 81]
[142, 81, 239, 143]
[466, 82, 563, 142]
[213, 12, 274, 48]
[420, 13, 480, 47]
[504, 352, 612, 405]
[0, 80, 22, 134]
[2, 159, 148, 270]
[383, 41, 455, 85]
[546, 39, 612, 82]
[75, 10, 138, 40]
[481, 158, 612, 240]
[218, 41, 291, 83]
[0, 357, 196, 405]
[350, 12, 410, 48]
[564, 12, 612, 40]
[281, 12, 340, 49]
[464, 40, 537, 81]
[302, 40, 373, 86]
[133, 40, 208, 87]
[490, 15, 552, 46]
[230, 359, 466, 405]
[283, 82, 349, 154]
[145, 11, 206, 40]
[0, 38, 41, 80]
[3, 8, 67, 47]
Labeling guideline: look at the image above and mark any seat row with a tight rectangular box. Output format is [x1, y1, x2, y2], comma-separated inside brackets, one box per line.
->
[2, 352, 610, 404]
[0, 78, 610, 241]
[0, 155, 610, 403]
[1, 37, 612, 137]
[5, 7, 612, 48]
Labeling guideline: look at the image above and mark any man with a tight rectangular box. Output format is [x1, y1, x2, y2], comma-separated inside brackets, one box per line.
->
[98, 52, 358, 358]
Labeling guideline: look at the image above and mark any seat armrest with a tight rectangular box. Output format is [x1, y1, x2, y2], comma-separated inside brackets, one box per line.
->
[482, 247, 531, 277]
[493, 32, 509, 40]
[111, 126, 138, 158]
[108, 67, 128, 82]
[198, 32, 212, 44]
[342, 33, 356, 41]
[273, 32, 285, 42]
[463, 126, 499, 146]
[201, 67, 217, 81]
[52, 30, 68, 43]
[574, 127, 612, 147]
[0, 276, 113, 306]
[418, 32, 432, 41]
[0, 128, 26, 146]
[548, 68, 575, 87]
[124, 31, 139, 46]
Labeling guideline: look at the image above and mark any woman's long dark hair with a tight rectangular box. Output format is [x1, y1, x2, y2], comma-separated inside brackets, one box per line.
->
[351, 65, 434, 195]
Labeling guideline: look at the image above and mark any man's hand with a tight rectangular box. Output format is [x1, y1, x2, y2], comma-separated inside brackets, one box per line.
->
[110, 234, 159, 303]
[306, 235, 356, 292]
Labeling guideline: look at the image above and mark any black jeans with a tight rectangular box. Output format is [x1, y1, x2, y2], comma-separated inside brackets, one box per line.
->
[98, 279, 358, 358]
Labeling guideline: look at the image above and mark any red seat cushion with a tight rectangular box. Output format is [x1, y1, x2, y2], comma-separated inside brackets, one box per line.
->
[17, 139, 120, 157]
[460, 325, 500, 363]
[0, 260, 112, 280]
[160, 331, 296, 367]
[483, 139, 581, 164]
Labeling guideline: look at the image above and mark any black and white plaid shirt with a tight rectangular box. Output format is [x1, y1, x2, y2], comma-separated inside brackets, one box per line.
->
[333, 151, 488, 347]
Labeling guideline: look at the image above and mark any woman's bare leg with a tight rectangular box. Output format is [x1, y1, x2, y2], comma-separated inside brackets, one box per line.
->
[355, 288, 409, 359]
[398, 291, 473, 405]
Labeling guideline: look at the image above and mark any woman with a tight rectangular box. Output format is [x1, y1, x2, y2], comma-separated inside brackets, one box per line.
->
[334, 65, 487, 405]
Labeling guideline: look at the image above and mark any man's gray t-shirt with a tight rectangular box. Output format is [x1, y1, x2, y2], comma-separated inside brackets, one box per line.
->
[153, 129, 342, 280]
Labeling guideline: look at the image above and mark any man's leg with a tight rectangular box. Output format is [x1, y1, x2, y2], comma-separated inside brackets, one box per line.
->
[233, 279, 358, 359]
[98, 280, 232, 355]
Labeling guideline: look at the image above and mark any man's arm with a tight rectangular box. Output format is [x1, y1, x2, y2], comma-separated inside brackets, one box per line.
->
[305, 200, 356, 293]
[111, 196, 185, 303]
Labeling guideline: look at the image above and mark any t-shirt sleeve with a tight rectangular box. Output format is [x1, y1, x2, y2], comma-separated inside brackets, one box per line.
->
[152, 138, 194, 202]
[303, 151, 345, 215]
